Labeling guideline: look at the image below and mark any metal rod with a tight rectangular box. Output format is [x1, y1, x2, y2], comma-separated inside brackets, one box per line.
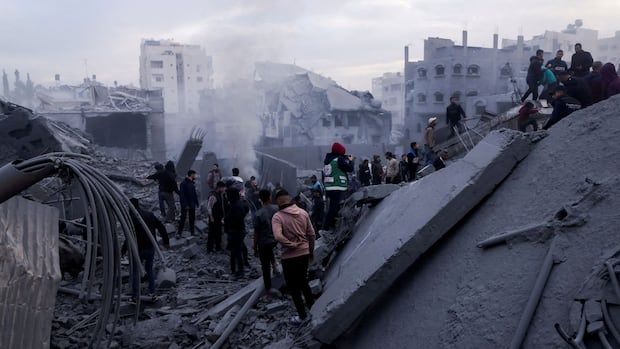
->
[509, 236, 559, 349]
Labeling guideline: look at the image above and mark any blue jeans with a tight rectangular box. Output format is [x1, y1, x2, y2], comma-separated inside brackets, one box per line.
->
[132, 247, 155, 296]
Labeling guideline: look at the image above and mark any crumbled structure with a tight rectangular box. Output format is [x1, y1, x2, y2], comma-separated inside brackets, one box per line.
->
[35, 82, 166, 161]
[255, 62, 391, 148]
[330, 95, 620, 348]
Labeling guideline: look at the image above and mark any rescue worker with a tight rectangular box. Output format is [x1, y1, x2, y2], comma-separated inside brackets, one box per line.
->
[322, 142, 354, 230]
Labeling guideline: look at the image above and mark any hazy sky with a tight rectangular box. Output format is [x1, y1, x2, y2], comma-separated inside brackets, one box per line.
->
[2, 0, 619, 90]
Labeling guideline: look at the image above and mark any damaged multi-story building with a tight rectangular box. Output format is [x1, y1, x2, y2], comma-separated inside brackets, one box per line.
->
[256, 62, 391, 148]
[35, 78, 166, 161]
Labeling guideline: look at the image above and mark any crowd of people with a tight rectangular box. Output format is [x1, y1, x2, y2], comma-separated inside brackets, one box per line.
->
[127, 42, 620, 323]
[517, 44, 620, 131]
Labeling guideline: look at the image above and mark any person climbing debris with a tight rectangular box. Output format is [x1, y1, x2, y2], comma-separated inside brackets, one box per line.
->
[543, 86, 582, 130]
[147, 162, 179, 222]
[446, 96, 467, 137]
[517, 101, 539, 132]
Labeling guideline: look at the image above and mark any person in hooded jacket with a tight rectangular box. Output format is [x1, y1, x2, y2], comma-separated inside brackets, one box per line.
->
[601, 62, 620, 99]
[322, 142, 354, 230]
[521, 55, 543, 102]
[272, 190, 316, 323]
[165, 160, 177, 179]
[585, 61, 604, 103]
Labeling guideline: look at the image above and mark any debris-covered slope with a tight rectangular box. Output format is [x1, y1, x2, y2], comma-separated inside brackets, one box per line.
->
[337, 95, 620, 348]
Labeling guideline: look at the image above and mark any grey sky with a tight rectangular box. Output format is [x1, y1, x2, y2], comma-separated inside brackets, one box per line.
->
[1, 0, 618, 90]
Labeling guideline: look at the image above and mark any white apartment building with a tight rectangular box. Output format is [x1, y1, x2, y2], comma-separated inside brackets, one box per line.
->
[371, 72, 405, 127]
[502, 20, 599, 57]
[139, 39, 213, 114]
[598, 31, 620, 66]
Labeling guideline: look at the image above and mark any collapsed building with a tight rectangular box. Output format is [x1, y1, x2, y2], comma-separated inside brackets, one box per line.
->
[35, 80, 166, 161]
[255, 62, 392, 171]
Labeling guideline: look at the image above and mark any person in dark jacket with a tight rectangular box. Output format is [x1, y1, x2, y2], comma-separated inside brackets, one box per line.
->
[147, 163, 179, 222]
[570, 43, 594, 77]
[407, 142, 420, 182]
[399, 154, 409, 183]
[546, 50, 568, 76]
[558, 71, 593, 107]
[322, 142, 354, 230]
[253, 189, 279, 290]
[207, 181, 227, 252]
[522, 55, 543, 102]
[123, 198, 170, 297]
[371, 155, 383, 185]
[584, 61, 604, 104]
[517, 102, 539, 132]
[178, 170, 199, 237]
[206, 164, 222, 191]
[433, 150, 448, 171]
[358, 159, 371, 187]
[543, 86, 582, 130]
[224, 187, 249, 277]
[446, 96, 466, 137]
[165, 160, 177, 179]
[310, 188, 324, 232]
[601, 62, 620, 99]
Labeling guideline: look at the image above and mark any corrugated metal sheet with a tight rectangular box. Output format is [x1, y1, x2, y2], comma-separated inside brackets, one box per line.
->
[0, 196, 61, 349]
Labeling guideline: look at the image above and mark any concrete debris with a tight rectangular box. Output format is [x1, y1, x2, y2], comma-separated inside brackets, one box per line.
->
[157, 268, 177, 289]
[311, 184, 400, 272]
[194, 220, 208, 235]
[0, 197, 61, 349]
[336, 95, 620, 349]
[311, 129, 534, 343]
[265, 302, 289, 315]
[309, 279, 322, 295]
[182, 244, 202, 259]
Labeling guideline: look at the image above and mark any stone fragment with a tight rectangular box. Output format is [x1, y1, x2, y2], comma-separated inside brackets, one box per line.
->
[309, 279, 322, 295]
[265, 301, 288, 314]
[182, 244, 202, 259]
[584, 299, 602, 322]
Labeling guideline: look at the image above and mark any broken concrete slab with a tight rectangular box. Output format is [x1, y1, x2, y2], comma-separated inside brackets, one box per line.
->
[0, 197, 61, 349]
[309, 279, 322, 295]
[311, 129, 533, 343]
[265, 301, 288, 315]
[208, 305, 240, 342]
[169, 237, 187, 250]
[156, 268, 177, 289]
[182, 244, 202, 259]
[194, 278, 263, 324]
[195, 221, 208, 234]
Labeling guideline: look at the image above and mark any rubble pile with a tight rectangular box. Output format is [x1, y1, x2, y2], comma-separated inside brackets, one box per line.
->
[334, 95, 620, 348]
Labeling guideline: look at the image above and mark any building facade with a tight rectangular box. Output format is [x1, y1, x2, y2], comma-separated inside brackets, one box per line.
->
[139, 39, 213, 114]
[404, 31, 537, 143]
[371, 72, 405, 142]
[598, 31, 620, 67]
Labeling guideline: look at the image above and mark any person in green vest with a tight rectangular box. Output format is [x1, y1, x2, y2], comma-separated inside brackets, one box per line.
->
[322, 142, 355, 230]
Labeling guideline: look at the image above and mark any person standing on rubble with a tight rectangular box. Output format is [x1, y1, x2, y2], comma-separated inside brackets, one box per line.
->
[546, 50, 568, 76]
[322, 142, 354, 230]
[446, 96, 467, 137]
[178, 170, 199, 237]
[358, 159, 372, 187]
[310, 188, 325, 232]
[165, 160, 177, 179]
[224, 187, 249, 277]
[424, 117, 438, 165]
[521, 54, 543, 103]
[407, 142, 420, 182]
[385, 152, 399, 184]
[206, 164, 222, 191]
[253, 189, 279, 291]
[570, 43, 594, 78]
[557, 71, 593, 107]
[399, 154, 409, 183]
[272, 190, 316, 324]
[585, 61, 604, 104]
[543, 86, 582, 130]
[371, 155, 383, 185]
[207, 181, 227, 252]
[147, 163, 179, 222]
[122, 198, 170, 298]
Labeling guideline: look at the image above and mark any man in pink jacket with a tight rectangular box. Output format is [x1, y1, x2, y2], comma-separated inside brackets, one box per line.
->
[272, 189, 316, 323]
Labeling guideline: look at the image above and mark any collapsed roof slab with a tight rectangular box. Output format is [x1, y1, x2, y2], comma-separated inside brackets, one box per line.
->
[310, 129, 534, 343]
